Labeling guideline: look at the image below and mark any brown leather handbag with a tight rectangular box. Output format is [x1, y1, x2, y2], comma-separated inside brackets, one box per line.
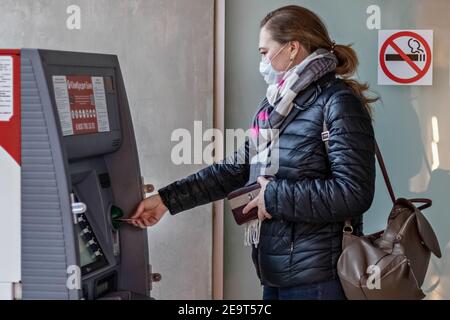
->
[336, 142, 442, 300]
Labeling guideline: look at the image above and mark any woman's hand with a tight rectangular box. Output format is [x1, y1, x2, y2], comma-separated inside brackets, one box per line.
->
[129, 194, 168, 228]
[242, 176, 273, 221]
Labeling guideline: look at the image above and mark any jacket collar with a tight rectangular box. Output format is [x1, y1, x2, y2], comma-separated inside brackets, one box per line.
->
[293, 71, 336, 110]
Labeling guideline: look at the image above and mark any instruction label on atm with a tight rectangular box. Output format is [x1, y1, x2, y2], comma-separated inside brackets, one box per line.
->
[53, 75, 110, 136]
[0, 56, 13, 122]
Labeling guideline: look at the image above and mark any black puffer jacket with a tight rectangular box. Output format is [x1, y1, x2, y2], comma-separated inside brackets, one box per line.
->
[158, 72, 376, 287]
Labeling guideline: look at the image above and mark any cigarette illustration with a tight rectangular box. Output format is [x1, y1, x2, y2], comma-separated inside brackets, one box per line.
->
[385, 38, 426, 62]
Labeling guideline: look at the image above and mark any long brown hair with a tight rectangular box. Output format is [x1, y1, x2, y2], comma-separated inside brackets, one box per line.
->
[260, 5, 378, 115]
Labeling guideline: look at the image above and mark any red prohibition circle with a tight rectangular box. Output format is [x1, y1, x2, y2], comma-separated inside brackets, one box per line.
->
[379, 31, 432, 84]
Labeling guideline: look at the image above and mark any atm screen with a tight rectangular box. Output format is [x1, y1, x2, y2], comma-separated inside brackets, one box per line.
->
[52, 75, 111, 137]
[47, 66, 121, 160]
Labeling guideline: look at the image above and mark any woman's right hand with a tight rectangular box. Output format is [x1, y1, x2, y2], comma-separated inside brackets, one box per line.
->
[129, 194, 168, 228]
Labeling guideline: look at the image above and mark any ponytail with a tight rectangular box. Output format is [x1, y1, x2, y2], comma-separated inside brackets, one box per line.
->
[333, 43, 379, 116]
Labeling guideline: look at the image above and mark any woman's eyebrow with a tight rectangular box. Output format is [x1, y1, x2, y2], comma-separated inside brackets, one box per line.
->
[258, 47, 267, 52]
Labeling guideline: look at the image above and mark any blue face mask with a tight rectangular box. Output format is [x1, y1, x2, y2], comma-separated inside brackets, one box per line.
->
[259, 43, 289, 85]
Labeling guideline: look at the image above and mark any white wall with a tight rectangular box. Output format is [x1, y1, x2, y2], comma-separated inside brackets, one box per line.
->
[0, 0, 214, 299]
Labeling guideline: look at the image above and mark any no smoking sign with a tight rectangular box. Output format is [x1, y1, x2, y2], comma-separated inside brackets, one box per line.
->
[378, 30, 433, 85]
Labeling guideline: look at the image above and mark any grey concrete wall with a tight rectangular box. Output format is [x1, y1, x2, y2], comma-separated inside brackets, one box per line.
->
[0, 0, 214, 299]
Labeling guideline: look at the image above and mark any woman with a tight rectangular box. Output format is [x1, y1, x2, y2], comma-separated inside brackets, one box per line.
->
[130, 5, 377, 300]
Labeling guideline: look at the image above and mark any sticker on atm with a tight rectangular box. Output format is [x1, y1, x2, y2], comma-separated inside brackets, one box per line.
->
[53, 75, 110, 136]
[0, 56, 13, 122]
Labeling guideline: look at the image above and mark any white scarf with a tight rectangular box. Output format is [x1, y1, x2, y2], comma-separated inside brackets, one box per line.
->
[244, 48, 338, 247]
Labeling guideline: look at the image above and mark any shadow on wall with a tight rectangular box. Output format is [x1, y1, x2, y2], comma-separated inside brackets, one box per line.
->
[373, 85, 450, 299]
[368, 0, 450, 299]
[422, 168, 450, 299]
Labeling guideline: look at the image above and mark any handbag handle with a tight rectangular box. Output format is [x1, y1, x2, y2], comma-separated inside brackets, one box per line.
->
[374, 141, 396, 204]
[409, 198, 432, 210]
[375, 142, 432, 211]
[323, 105, 433, 209]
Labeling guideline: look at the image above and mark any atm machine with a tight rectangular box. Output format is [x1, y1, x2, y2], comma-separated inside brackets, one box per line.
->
[0, 49, 156, 300]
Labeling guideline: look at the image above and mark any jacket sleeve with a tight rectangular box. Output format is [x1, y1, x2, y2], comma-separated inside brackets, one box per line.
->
[263, 91, 376, 223]
[158, 140, 251, 215]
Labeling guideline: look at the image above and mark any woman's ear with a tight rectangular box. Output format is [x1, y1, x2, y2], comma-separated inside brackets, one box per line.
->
[289, 41, 302, 60]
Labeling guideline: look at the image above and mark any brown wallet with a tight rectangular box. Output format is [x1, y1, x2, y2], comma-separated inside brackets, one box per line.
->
[226, 183, 261, 225]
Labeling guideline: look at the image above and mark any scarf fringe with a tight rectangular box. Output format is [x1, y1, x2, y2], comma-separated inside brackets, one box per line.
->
[244, 219, 262, 247]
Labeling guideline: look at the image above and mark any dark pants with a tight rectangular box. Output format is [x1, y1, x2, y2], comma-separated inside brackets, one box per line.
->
[262, 279, 347, 300]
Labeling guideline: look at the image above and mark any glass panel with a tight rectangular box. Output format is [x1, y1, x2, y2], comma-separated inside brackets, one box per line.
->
[225, 0, 450, 299]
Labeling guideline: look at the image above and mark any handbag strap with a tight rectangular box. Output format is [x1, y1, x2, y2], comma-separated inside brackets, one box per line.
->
[322, 100, 432, 233]
[374, 141, 396, 204]
[322, 113, 396, 206]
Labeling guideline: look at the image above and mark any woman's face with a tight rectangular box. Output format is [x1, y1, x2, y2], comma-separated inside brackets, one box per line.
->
[258, 26, 306, 72]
